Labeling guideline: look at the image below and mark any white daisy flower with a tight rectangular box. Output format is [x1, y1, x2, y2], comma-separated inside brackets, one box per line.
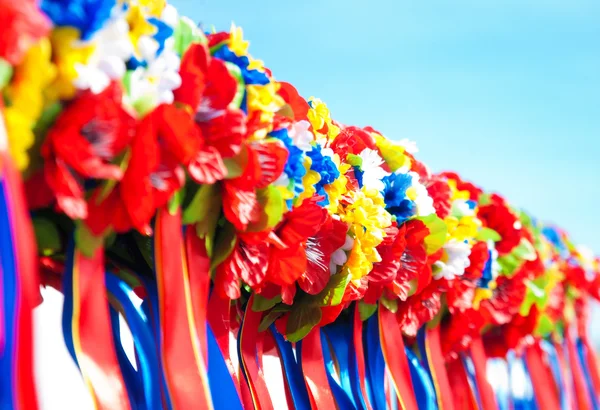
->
[433, 240, 472, 280]
[358, 148, 390, 191]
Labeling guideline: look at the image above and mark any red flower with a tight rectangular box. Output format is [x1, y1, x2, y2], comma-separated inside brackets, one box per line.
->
[0, 0, 50, 65]
[426, 176, 452, 219]
[277, 82, 309, 121]
[85, 104, 201, 235]
[42, 83, 135, 220]
[330, 126, 377, 158]
[173, 43, 246, 184]
[478, 197, 522, 255]
[438, 172, 483, 201]
[397, 282, 447, 337]
[446, 241, 490, 314]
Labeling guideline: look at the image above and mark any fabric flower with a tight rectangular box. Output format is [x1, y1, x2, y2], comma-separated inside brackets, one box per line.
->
[0, 0, 50, 65]
[41, 0, 115, 40]
[433, 240, 471, 281]
[42, 82, 135, 220]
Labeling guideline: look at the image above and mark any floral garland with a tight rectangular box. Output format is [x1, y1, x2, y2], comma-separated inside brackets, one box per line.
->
[1, 0, 599, 409]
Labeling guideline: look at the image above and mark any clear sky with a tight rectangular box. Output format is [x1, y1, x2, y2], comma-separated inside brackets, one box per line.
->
[173, 0, 600, 253]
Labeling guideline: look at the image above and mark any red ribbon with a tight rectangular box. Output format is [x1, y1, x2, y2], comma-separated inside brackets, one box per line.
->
[378, 305, 418, 410]
[554, 340, 577, 410]
[353, 306, 373, 410]
[424, 326, 455, 410]
[523, 341, 560, 410]
[73, 247, 132, 410]
[3, 154, 39, 410]
[469, 337, 499, 410]
[155, 208, 213, 409]
[446, 358, 478, 410]
[239, 295, 274, 410]
[301, 328, 338, 410]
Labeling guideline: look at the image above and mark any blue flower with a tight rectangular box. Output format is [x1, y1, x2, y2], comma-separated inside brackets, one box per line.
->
[41, 0, 115, 40]
[381, 172, 416, 223]
[212, 46, 269, 85]
[542, 227, 569, 258]
[270, 129, 306, 193]
[307, 145, 339, 192]
[148, 18, 174, 56]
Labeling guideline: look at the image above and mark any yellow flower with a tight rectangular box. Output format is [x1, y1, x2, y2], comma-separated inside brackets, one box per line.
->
[48, 28, 95, 100]
[127, 5, 157, 51]
[343, 239, 372, 280]
[246, 83, 285, 124]
[307, 98, 340, 142]
[373, 132, 411, 172]
[296, 158, 320, 205]
[229, 23, 249, 56]
[448, 179, 470, 202]
[445, 215, 481, 243]
[3, 108, 35, 171]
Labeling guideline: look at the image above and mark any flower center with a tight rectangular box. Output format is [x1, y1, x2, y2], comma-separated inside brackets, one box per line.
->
[81, 120, 117, 159]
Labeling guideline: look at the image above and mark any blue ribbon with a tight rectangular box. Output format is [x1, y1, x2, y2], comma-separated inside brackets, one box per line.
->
[109, 305, 139, 409]
[487, 358, 512, 410]
[462, 354, 484, 410]
[507, 351, 537, 410]
[0, 178, 16, 409]
[405, 347, 437, 410]
[206, 323, 243, 410]
[271, 326, 311, 410]
[364, 313, 387, 410]
[320, 327, 357, 409]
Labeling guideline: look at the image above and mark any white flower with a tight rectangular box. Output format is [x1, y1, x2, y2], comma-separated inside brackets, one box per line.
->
[409, 172, 436, 217]
[329, 235, 354, 274]
[487, 240, 501, 279]
[74, 18, 134, 93]
[288, 120, 314, 152]
[452, 199, 476, 218]
[398, 138, 419, 154]
[358, 149, 390, 191]
[433, 240, 471, 280]
[161, 4, 179, 27]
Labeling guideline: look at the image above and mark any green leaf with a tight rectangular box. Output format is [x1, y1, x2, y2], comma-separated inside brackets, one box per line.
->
[286, 304, 322, 342]
[225, 62, 246, 109]
[476, 227, 502, 242]
[183, 184, 222, 225]
[258, 305, 290, 332]
[513, 238, 537, 261]
[358, 302, 377, 321]
[32, 218, 62, 256]
[246, 186, 285, 232]
[478, 194, 492, 206]
[535, 314, 555, 337]
[74, 222, 105, 257]
[167, 188, 185, 215]
[173, 16, 207, 56]
[252, 294, 282, 312]
[417, 214, 447, 254]
[315, 273, 351, 307]
[346, 154, 362, 168]
[210, 222, 237, 271]
[0, 58, 13, 90]
[223, 148, 249, 179]
[380, 297, 398, 313]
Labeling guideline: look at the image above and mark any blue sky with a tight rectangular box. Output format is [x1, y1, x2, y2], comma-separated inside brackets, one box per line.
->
[174, 0, 600, 252]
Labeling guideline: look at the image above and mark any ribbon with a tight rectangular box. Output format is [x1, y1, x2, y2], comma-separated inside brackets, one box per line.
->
[0, 150, 39, 410]
[364, 312, 390, 410]
[487, 358, 511, 410]
[576, 338, 600, 409]
[154, 208, 212, 409]
[108, 305, 139, 408]
[507, 350, 537, 410]
[298, 327, 338, 409]
[238, 294, 275, 410]
[447, 357, 479, 410]
[207, 323, 244, 410]
[566, 330, 593, 410]
[540, 340, 569, 410]
[378, 304, 418, 410]
[417, 326, 455, 410]
[581, 335, 600, 406]
[106, 273, 165, 410]
[271, 325, 312, 410]
[469, 337, 499, 410]
[405, 347, 437, 409]
[523, 341, 561, 410]
[351, 305, 372, 410]
[61, 243, 132, 410]
[554, 340, 578, 410]
[320, 327, 358, 409]
[261, 329, 295, 409]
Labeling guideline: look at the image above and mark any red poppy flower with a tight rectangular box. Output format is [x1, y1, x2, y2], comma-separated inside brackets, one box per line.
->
[438, 172, 483, 201]
[478, 197, 522, 255]
[446, 241, 490, 314]
[278, 82, 309, 121]
[173, 43, 246, 184]
[329, 126, 377, 158]
[0, 0, 50, 65]
[426, 176, 452, 219]
[404, 152, 430, 180]
[397, 281, 447, 337]
[85, 104, 201, 235]
[42, 82, 135, 220]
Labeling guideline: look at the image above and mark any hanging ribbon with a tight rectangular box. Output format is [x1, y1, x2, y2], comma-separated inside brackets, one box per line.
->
[580, 334, 600, 406]
[487, 358, 512, 410]
[207, 323, 244, 410]
[298, 327, 338, 410]
[576, 338, 600, 410]
[378, 304, 418, 410]
[523, 341, 561, 410]
[565, 330, 593, 410]
[405, 347, 437, 409]
[447, 357, 479, 410]
[554, 340, 578, 410]
[61, 242, 132, 410]
[469, 337, 499, 410]
[0, 148, 39, 410]
[507, 350, 537, 410]
[106, 272, 164, 410]
[320, 327, 358, 409]
[364, 312, 390, 410]
[261, 329, 295, 409]
[108, 306, 139, 408]
[154, 208, 213, 409]
[351, 305, 373, 410]
[271, 325, 312, 410]
[238, 294, 275, 410]
[417, 326, 455, 410]
[540, 340, 569, 410]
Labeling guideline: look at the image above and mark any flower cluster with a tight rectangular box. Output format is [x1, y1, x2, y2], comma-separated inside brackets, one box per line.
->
[1, 0, 599, 351]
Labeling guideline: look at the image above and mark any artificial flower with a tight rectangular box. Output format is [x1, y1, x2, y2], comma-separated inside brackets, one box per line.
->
[41, 0, 115, 40]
